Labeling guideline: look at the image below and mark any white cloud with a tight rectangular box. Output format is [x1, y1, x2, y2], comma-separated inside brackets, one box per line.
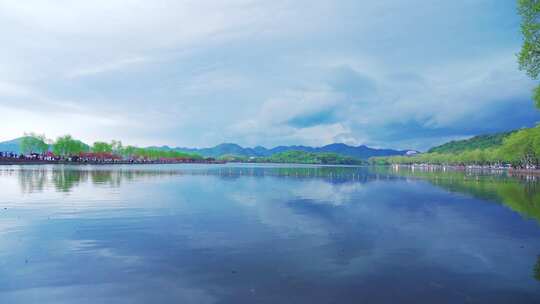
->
[0, 81, 33, 98]
[178, 68, 249, 94]
[0, 0, 534, 149]
[67, 56, 149, 78]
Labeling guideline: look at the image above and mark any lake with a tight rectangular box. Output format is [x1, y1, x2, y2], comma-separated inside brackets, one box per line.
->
[0, 164, 539, 303]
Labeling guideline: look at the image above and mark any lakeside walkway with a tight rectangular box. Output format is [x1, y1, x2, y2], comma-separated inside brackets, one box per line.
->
[391, 163, 540, 176]
[0, 157, 224, 166]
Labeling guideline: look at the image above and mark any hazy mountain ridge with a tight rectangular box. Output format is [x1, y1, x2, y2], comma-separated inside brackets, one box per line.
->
[0, 138, 24, 154]
[149, 142, 413, 159]
[1, 137, 413, 159]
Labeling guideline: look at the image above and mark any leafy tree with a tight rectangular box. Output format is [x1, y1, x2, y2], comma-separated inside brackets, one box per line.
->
[117, 147, 203, 161]
[500, 127, 540, 166]
[20, 133, 49, 154]
[218, 154, 249, 162]
[91, 142, 113, 154]
[371, 125, 540, 168]
[518, 0, 540, 107]
[111, 140, 123, 154]
[255, 150, 363, 165]
[121, 145, 137, 158]
[535, 85, 540, 107]
[428, 131, 514, 153]
[53, 135, 89, 157]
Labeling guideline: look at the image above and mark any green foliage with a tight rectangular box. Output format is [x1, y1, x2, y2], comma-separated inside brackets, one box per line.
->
[428, 131, 514, 154]
[217, 151, 364, 164]
[373, 125, 540, 168]
[111, 140, 123, 155]
[20, 133, 49, 154]
[259, 150, 363, 165]
[121, 145, 137, 158]
[218, 154, 249, 162]
[518, 0, 540, 107]
[105, 144, 203, 160]
[91, 142, 113, 154]
[498, 126, 540, 165]
[518, 0, 540, 79]
[52, 135, 89, 157]
[120, 146, 203, 160]
[15, 133, 204, 160]
[371, 150, 490, 166]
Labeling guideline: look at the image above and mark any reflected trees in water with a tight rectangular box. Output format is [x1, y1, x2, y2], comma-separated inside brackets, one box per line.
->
[535, 255, 540, 282]
[5, 165, 540, 226]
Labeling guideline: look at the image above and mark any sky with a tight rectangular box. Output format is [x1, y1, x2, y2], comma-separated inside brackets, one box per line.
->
[0, 0, 538, 150]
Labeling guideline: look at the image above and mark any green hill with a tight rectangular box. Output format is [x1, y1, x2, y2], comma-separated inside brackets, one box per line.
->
[427, 130, 516, 154]
[219, 150, 364, 165]
[0, 137, 24, 154]
[372, 126, 540, 167]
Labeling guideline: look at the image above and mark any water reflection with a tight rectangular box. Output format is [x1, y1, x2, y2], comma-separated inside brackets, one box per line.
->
[5, 165, 393, 194]
[6, 166, 185, 193]
[7, 165, 540, 225]
[384, 166, 540, 224]
[533, 255, 540, 281]
[17, 168, 48, 193]
[0, 164, 539, 303]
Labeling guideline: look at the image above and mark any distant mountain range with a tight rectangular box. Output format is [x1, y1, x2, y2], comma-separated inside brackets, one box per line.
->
[149, 143, 415, 159]
[0, 138, 24, 154]
[0, 137, 414, 159]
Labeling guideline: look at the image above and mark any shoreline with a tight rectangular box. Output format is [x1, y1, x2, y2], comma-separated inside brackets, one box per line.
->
[0, 159, 225, 166]
[390, 164, 540, 176]
[3, 160, 540, 176]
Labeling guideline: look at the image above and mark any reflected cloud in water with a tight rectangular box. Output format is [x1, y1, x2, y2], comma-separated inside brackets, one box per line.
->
[0, 164, 539, 303]
[4, 164, 395, 194]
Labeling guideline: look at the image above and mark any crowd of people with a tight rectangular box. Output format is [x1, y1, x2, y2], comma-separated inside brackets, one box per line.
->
[0, 151, 56, 162]
[0, 152, 19, 158]
[0, 151, 220, 164]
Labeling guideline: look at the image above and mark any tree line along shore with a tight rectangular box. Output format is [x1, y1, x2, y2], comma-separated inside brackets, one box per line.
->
[0, 133, 220, 164]
[4, 123, 540, 168]
[0, 133, 362, 166]
[370, 125, 540, 170]
[369, 1, 539, 172]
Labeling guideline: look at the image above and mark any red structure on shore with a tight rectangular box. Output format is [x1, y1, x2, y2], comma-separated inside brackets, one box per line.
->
[0, 151, 222, 165]
[78, 152, 122, 162]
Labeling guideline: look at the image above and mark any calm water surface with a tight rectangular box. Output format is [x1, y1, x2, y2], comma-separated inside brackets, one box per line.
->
[0, 164, 539, 303]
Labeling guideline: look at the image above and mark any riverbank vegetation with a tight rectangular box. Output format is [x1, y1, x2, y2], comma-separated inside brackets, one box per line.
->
[20, 133, 50, 154]
[518, 0, 540, 108]
[12, 134, 204, 162]
[427, 131, 514, 154]
[371, 125, 540, 168]
[219, 150, 364, 165]
[375, 166, 540, 225]
[12, 134, 365, 165]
